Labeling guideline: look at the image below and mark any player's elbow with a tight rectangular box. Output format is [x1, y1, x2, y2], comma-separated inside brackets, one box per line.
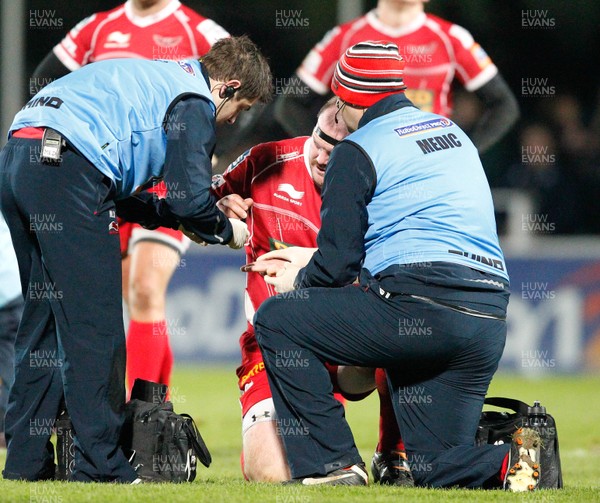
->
[502, 91, 520, 131]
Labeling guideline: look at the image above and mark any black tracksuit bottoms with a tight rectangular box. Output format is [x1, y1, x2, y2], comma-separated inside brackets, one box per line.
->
[254, 275, 511, 487]
[0, 137, 137, 482]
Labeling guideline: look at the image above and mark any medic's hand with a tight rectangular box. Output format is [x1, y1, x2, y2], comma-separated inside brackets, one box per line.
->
[241, 247, 317, 292]
[227, 218, 249, 249]
[263, 262, 302, 293]
[241, 256, 304, 293]
[257, 247, 318, 268]
[241, 259, 289, 276]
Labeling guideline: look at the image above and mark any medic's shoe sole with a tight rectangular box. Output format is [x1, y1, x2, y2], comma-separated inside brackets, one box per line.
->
[505, 427, 542, 492]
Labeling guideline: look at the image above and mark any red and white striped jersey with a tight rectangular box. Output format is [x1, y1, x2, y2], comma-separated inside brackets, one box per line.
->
[211, 136, 322, 321]
[298, 10, 497, 117]
[53, 0, 229, 70]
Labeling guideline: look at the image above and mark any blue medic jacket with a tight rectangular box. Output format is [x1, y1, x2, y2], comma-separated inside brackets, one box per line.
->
[10, 58, 232, 244]
[296, 94, 509, 306]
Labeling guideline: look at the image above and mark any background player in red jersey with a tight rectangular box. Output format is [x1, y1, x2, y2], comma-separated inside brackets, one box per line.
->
[31, 0, 230, 394]
[210, 100, 350, 482]
[274, 0, 519, 154]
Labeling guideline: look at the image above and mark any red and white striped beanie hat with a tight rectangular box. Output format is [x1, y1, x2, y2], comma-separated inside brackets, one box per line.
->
[331, 41, 406, 107]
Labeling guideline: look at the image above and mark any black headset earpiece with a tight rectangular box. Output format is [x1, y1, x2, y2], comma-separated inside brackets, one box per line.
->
[215, 84, 241, 117]
[223, 85, 238, 99]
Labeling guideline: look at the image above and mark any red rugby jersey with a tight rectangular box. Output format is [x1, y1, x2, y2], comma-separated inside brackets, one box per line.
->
[298, 10, 497, 117]
[212, 136, 322, 321]
[53, 0, 229, 69]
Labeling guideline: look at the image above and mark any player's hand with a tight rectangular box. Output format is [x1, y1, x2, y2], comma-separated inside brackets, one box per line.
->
[178, 225, 207, 246]
[256, 247, 318, 268]
[263, 262, 302, 293]
[227, 218, 249, 249]
[217, 194, 254, 219]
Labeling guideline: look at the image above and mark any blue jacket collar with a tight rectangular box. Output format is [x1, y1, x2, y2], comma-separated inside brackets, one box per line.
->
[358, 94, 415, 128]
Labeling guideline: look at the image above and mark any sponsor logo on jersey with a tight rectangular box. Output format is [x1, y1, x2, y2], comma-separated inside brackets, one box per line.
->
[104, 31, 131, 48]
[394, 118, 453, 138]
[242, 380, 254, 394]
[275, 184, 304, 200]
[240, 362, 264, 387]
[153, 35, 183, 48]
[250, 410, 271, 423]
[276, 151, 301, 162]
[176, 60, 195, 76]
[211, 174, 225, 190]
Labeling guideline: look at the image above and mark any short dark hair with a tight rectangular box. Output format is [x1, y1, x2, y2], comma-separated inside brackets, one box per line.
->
[202, 36, 273, 103]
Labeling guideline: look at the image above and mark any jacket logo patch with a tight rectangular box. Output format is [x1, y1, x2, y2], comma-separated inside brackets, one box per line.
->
[394, 118, 453, 138]
[176, 60, 196, 76]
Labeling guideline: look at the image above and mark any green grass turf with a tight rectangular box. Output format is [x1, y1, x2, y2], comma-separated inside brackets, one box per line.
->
[1, 366, 599, 502]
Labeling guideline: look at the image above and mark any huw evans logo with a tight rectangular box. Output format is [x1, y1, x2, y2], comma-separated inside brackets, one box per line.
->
[395, 118, 453, 138]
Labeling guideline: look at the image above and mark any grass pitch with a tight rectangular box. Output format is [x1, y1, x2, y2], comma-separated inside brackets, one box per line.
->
[1, 366, 599, 502]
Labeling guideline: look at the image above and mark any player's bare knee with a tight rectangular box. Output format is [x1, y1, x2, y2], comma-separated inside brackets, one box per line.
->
[127, 241, 178, 313]
[129, 280, 161, 309]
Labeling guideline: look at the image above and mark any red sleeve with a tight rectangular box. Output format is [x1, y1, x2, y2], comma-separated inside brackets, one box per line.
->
[297, 24, 347, 95]
[52, 13, 104, 70]
[183, 7, 230, 54]
[211, 143, 270, 199]
[446, 22, 498, 91]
